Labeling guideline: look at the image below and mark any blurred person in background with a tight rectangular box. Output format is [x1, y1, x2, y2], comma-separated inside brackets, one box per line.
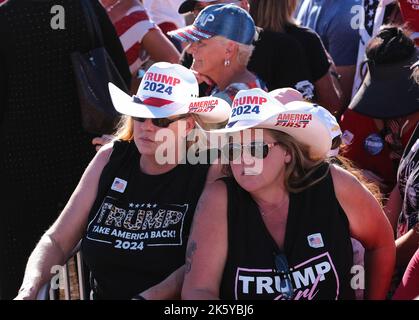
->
[385, 60, 419, 297]
[250, 0, 343, 115]
[0, 0, 130, 300]
[248, 0, 342, 115]
[296, 0, 360, 108]
[100, 0, 180, 92]
[141, 0, 186, 51]
[340, 26, 419, 193]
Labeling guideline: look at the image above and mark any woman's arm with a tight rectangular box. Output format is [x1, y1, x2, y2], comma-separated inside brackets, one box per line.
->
[136, 265, 185, 300]
[392, 248, 419, 300]
[331, 164, 396, 300]
[314, 71, 344, 117]
[395, 226, 419, 268]
[15, 143, 114, 299]
[384, 184, 402, 232]
[181, 181, 228, 300]
[132, 164, 225, 300]
[141, 28, 180, 64]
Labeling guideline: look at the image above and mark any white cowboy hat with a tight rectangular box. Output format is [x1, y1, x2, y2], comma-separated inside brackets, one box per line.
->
[109, 62, 230, 123]
[209, 88, 335, 159]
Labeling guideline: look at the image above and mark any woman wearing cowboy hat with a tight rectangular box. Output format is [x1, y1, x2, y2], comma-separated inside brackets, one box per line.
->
[15, 62, 230, 300]
[182, 88, 395, 300]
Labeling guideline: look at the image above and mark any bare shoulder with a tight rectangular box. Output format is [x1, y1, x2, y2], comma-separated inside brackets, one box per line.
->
[329, 164, 364, 198]
[329, 165, 388, 246]
[329, 163, 376, 216]
[330, 163, 359, 185]
[79, 141, 115, 182]
[95, 142, 114, 162]
[89, 142, 115, 170]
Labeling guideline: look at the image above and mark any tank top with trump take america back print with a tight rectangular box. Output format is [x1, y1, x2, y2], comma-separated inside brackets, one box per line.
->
[219, 164, 355, 300]
[81, 141, 209, 299]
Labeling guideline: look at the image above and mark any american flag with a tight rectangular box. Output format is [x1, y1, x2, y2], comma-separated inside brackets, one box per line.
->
[364, 0, 380, 36]
[307, 233, 324, 248]
[309, 236, 322, 246]
[352, 0, 396, 97]
[113, 181, 124, 191]
[111, 178, 127, 193]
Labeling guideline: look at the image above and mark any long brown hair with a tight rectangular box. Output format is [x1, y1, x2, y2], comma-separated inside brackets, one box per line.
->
[268, 130, 327, 193]
[249, 0, 297, 32]
[331, 137, 383, 206]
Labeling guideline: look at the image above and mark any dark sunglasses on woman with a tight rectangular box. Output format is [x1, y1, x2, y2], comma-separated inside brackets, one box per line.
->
[132, 115, 188, 128]
[226, 141, 280, 161]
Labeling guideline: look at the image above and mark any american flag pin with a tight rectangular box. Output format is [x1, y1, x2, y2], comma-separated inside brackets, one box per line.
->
[307, 233, 324, 249]
[111, 177, 127, 193]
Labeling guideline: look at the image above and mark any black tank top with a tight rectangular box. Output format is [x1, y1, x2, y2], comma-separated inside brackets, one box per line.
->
[219, 165, 355, 300]
[80, 141, 209, 299]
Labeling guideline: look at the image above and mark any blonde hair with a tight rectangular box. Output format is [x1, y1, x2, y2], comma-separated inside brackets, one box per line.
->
[331, 155, 383, 206]
[214, 36, 255, 66]
[114, 116, 134, 141]
[261, 130, 382, 200]
[250, 0, 297, 32]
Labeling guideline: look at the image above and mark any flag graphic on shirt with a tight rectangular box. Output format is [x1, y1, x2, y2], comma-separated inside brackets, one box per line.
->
[364, 0, 380, 36]
[307, 233, 324, 248]
[111, 178, 127, 193]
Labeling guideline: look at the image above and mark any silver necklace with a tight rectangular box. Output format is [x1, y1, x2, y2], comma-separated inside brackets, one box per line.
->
[259, 198, 288, 217]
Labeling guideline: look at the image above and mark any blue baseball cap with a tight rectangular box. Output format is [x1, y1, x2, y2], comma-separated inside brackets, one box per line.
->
[168, 4, 256, 45]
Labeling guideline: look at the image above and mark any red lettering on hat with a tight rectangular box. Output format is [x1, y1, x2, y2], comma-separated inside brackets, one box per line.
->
[275, 113, 312, 127]
[189, 99, 218, 112]
[233, 96, 268, 108]
[145, 72, 181, 86]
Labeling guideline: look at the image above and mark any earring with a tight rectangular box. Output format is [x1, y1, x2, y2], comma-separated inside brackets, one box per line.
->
[224, 59, 230, 67]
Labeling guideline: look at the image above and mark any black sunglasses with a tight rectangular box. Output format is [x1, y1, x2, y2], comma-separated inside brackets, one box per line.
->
[132, 115, 188, 128]
[226, 142, 280, 161]
[274, 253, 294, 300]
